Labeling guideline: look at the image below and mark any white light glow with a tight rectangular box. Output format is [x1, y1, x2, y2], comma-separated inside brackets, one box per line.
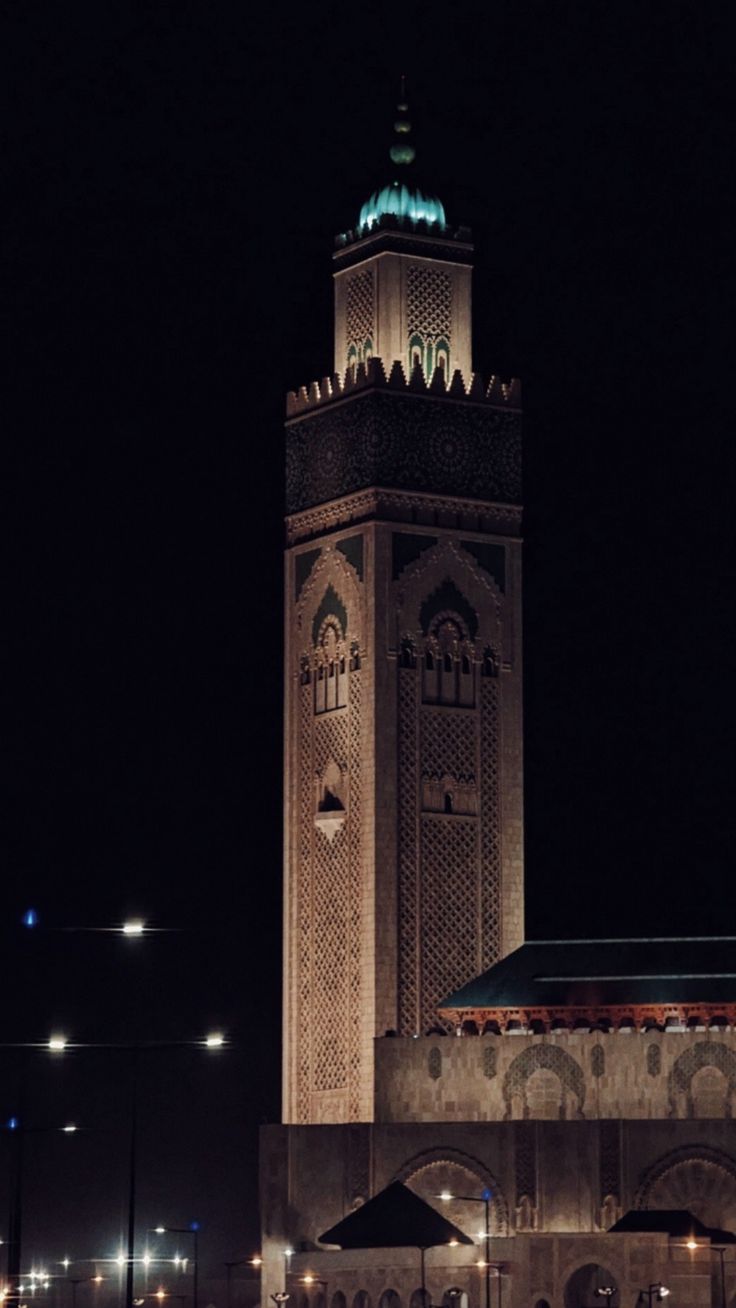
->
[122, 920, 145, 936]
[48, 1036, 67, 1053]
[205, 1033, 224, 1049]
[62, 1124, 77, 1134]
[116, 1255, 126, 1268]
[439, 1191, 453, 1201]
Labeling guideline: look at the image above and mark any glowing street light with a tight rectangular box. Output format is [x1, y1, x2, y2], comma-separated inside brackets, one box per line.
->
[62, 1124, 78, 1134]
[122, 921, 145, 937]
[438, 1189, 494, 1308]
[48, 1036, 68, 1054]
[204, 1033, 224, 1049]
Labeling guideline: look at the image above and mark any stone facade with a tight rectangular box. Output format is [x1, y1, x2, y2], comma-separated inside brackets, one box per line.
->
[374, 1032, 736, 1123]
[260, 1119, 736, 1304]
[266, 190, 736, 1308]
[282, 502, 524, 1126]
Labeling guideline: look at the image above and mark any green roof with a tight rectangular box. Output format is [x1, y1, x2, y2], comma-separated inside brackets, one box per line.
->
[441, 938, 736, 1011]
[358, 181, 446, 233]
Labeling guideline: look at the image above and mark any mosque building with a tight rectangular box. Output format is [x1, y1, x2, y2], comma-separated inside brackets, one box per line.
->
[259, 95, 736, 1308]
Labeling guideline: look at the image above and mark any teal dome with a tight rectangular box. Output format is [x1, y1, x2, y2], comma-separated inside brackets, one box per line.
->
[358, 180, 446, 233]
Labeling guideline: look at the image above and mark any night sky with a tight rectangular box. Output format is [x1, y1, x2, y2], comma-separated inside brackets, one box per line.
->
[4, 1, 734, 1294]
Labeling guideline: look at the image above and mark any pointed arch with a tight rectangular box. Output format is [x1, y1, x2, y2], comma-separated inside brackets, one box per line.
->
[392, 1145, 509, 1234]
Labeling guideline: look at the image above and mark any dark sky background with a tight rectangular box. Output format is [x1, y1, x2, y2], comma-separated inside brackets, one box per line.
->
[4, 0, 734, 1298]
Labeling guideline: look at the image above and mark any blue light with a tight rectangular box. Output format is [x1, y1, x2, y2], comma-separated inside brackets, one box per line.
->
[7, 1117, 19, 1131]
[22, 909, 38, 928]
[358, 182, 446, 234]
[189, 1222, 200, 1232]
[481, 1187, 493, 1202]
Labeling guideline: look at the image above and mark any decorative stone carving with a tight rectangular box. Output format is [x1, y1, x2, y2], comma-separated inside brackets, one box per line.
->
[503, 1046, 586, 1120]
[667, 1041, 736, 1117]
[428, 1047, 442, 1080]
[285, 390, 521, 515]
[636, 1145, 736, 1231]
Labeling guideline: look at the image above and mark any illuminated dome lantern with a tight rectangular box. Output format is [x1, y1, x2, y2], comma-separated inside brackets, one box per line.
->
[357, 87, 446, 234]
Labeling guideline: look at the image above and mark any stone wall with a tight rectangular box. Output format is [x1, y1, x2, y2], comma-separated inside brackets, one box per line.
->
[374, 1032, 736, 1122]
[260, 1117, 736, 1269]
[262, 1219, 725, 1308]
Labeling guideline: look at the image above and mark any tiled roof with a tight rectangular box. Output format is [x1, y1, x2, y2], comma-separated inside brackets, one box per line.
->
[440, 938, 736, 1012]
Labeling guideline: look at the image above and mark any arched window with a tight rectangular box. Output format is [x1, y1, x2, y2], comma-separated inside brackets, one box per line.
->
[400, 638, 417, 669]
[435, 338, 450, 377]
[379, 1293, 401, 1308]
[315, 617, 348, 714]
[408, 333, 424, 376]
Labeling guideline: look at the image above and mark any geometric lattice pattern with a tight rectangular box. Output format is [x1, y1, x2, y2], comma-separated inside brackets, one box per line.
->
[502, 1045, 586, 1119]
[347, 670, 362, 1120]
[397, 582, 505, 1035]
[599, 1120, 621, 1204]
[421, 708, 476, 779]
[311, 713, 350, 1094]
[346, 270, 374, 355]
[407, 265, 451, 341]
[295, 592, 363, 1120]
[514, 1120, 537, 1204]
[480, 679, 502, 968]
[668, 1040, 736, 1117]
[398, 666, 420, 1035]
[420, 813, 478, 1034]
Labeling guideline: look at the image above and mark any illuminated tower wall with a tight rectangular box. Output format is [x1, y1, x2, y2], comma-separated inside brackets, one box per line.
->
[282, 209, 524, 1126]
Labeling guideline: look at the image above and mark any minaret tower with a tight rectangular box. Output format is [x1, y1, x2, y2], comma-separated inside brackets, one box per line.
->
[282, 95, 524, 1126]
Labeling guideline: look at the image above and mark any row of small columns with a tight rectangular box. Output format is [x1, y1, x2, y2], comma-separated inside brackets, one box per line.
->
[420, 1015, 735, 1036]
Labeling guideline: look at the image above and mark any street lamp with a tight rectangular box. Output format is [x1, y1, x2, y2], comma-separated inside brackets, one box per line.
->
[3, 1116, 80, 1301]
[223, 1256, 260, 1308]
[640, 1286, 670, 1308]
[152, 1227, 199, 1308]
[712, 1247, 728, 1308]
[300, 1278, 328, 1303]
[437, 1189, 494, 1308]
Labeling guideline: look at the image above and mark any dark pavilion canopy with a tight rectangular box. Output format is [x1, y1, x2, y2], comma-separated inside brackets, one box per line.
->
[609, 1210, 736, 1241]
[438, 938, 736, 1031]
[318, 1181, 473, 1250]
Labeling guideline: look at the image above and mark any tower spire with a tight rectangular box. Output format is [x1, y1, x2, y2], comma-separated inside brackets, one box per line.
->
[390, 74, 416, 166]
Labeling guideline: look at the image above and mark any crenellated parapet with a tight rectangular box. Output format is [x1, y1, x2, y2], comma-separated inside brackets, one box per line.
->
[286, 356, 521, 418]
[285, 358, 522, 516]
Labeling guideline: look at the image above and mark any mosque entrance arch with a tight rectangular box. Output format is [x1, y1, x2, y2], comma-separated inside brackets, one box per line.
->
[564, 1265, 619, 1308]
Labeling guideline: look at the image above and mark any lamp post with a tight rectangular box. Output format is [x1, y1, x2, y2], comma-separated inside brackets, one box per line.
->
[713, 1248, 727, 1308]
[151, 1229, 200, 1308]
[224, 1257, 260, 1308]
[641, 1286, 670, 1308]
[68, 1277, 105, 1308]
[55, 1036, 222, 1308]
[3, 1115, 80, 1301]
[300, 1278, 328, 1307]
[438, 1190, 493, 1308]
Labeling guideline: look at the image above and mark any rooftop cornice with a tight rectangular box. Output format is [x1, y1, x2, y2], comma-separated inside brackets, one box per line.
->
[334, 212, 473, 257]
[285, 356, 521, 421]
